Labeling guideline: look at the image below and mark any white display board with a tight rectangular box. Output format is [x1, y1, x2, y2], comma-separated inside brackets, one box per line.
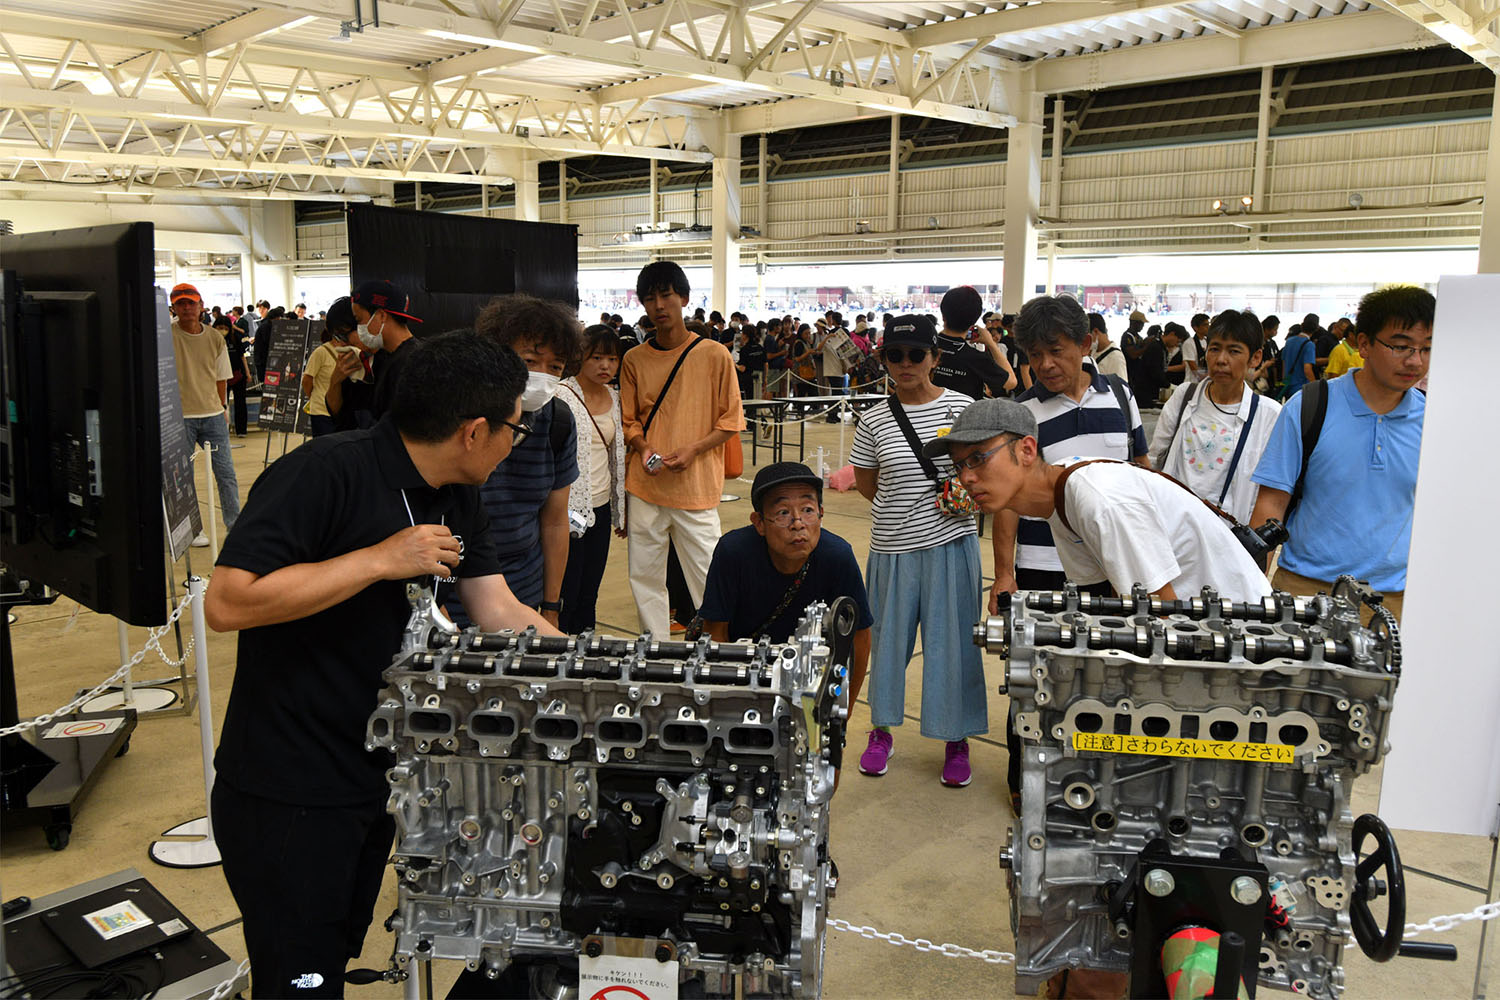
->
[1379, 274, 1500, 838]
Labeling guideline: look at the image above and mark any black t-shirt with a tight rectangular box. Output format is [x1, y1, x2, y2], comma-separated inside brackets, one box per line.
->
[698, 526, 874, 643]
[1139, 339, 1170, 405]
[931, 335, 1011, 400]
[214, 417, 502, 806]
[371, 337, 419, 419]
[738, 342, 767, 394]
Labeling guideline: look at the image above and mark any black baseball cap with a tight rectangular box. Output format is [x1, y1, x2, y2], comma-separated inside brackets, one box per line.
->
[325, 296, 356, 334]
[751, 462, 823, 511]
[883, 314, 938, 349]
[351, 279, 422, 323]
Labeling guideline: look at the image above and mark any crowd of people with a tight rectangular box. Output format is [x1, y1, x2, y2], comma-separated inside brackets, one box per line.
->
[163, 259, 1434, 997]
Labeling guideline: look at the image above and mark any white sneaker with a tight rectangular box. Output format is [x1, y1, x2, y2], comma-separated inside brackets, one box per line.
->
[191, 532, 210, 548]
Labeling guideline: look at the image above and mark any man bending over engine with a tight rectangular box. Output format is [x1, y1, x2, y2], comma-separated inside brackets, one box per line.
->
[928, 397, 1271, 605]
[204, 330, 562, 998]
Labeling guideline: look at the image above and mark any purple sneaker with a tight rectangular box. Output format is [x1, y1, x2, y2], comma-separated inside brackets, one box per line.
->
[858, 729, 893, 776]
[942, 740, 971, 788]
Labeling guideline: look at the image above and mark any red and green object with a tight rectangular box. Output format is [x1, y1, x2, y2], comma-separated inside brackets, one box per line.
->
[1161, 927, 1250, 1000]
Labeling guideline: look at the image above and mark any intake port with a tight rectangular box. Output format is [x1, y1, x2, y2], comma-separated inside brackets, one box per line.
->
[596, 719, 645, 744]
[661, 721, 711, 750]
[726, 725, 776, 752]
[470, 713, 517, 739]
[533, 716, 581, 742]
[409, 710, 456, 736]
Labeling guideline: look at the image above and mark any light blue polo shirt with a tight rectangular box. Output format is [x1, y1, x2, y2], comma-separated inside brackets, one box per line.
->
[1250, 374, 1424, 591]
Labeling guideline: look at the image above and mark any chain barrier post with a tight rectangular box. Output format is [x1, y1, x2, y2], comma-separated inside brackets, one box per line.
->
[148, 575, 221, 868]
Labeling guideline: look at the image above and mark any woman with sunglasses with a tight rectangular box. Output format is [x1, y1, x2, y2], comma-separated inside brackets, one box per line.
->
[848, 314, 988, 788]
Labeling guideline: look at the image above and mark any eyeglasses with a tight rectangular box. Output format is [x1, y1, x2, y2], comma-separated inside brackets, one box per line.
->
[1372, 337, 1432, 361]
[764, 503, 822, 527]
[952, 440, 1011, 472]
[500, 418, 533, 445]
[882, 347, 929, 365]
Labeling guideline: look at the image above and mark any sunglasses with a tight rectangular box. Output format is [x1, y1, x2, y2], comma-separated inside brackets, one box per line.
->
[882, 347, 929, 365]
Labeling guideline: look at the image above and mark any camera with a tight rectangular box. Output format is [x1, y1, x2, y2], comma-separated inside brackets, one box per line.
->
[1232, 517, 1289, 569]
[645, 452, 664, 473]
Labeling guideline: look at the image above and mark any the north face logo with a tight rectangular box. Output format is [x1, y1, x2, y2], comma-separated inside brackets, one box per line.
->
[290, 972, 325, 989]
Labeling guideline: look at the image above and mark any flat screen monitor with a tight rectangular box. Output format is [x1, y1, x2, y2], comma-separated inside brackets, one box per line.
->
[347, 204, 578, 334]
[0, 222, 167, 626]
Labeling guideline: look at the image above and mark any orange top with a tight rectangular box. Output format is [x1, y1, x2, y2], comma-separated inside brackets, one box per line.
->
[621, 336, 745, 511]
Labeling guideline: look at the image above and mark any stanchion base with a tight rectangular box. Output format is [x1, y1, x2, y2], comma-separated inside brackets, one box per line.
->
[149, 816, 222, 869]
[80, 686, 179, 714]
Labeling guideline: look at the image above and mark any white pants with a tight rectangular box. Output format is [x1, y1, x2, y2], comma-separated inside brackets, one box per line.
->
[627, 494, 721, 635]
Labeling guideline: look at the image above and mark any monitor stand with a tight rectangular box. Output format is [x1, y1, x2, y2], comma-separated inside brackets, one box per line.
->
[1, 589, 136, 851]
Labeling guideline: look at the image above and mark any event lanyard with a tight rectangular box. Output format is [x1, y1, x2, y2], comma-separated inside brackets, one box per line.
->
[399, 489, 460, 592]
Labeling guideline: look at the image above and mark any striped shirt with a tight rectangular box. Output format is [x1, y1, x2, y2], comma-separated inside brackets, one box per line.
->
[850, 389, 977, 554]
[1015, 373, 1148, 573]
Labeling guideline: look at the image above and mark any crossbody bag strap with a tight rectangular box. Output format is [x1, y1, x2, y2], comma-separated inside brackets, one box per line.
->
[750, 554, 814, 641]
[1215, 391, 1260, 507]
[1159, 380, 1199, 469]
[564, 383, 611, 450]
[886, 396, 944, 483]
[1052, 458, 1241, 537]
[642, 336, 702, 435]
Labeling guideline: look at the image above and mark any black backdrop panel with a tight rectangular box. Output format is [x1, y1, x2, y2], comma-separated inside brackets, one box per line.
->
[347, 205, 576, 334]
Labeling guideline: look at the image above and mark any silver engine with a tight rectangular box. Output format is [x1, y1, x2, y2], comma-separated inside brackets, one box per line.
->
[976, 580, 1403, 998]
[365, 589, 856, 998]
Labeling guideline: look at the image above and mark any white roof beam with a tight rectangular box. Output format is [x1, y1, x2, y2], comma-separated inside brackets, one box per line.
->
[199, 10, 316, 57]
[1375, 0, 1500, 67]
[904, 0, 1191, 47]
[1035, 9, 1438, 90]
[246, 0, 1010, 126]
[0, 86, 713, 163]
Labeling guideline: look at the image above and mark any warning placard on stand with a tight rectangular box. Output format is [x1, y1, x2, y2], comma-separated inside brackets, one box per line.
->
[578, 952, 678, 1000]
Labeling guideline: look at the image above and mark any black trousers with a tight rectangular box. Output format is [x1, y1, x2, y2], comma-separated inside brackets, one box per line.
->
[212, 781, 394, 998]
[1006, 571, 1115, 796]
[230, 382, 248, 436]
[559, 502, 611, 633]
[666, 542, 695, 626]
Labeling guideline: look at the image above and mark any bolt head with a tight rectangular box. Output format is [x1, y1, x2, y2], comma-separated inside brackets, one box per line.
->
[1144, 869, 1176, 898]
[1231, 875, 1263, 905]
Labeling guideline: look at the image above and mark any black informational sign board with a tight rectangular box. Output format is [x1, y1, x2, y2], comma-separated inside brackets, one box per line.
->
[154, 290, 200, 561]
[257, 319, 320, 434]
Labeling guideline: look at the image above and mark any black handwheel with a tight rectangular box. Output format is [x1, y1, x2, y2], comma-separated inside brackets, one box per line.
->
[1351, 813, 1405, 961]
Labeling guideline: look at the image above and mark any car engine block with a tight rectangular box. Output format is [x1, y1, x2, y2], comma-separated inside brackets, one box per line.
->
[365, 588, 855, 998]
[975, 579, 1402, 998]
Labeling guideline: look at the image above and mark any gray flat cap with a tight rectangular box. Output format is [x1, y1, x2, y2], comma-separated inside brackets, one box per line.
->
[922, 397, 1038, 457]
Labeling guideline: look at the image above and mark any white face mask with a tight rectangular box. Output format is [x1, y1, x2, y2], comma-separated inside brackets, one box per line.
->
[357, 323, 383, 350]
[520, 371, 560, 412]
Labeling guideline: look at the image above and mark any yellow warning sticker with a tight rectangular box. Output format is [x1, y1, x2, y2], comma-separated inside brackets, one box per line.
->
[1072, 731, 1296, 764]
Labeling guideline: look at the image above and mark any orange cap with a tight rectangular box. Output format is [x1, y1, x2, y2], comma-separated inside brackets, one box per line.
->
[170, 282, 202, 304]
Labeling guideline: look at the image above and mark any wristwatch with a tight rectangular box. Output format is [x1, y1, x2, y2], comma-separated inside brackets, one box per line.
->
[540, 599, 562, 612]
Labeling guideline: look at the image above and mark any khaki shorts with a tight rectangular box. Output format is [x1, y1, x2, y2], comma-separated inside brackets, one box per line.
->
[1271, 566, 1404, 625]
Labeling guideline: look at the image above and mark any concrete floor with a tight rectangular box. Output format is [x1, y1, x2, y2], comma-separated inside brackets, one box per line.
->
[4, 419, 1496, 999]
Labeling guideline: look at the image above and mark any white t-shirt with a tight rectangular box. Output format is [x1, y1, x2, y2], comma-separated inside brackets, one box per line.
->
[1149, 382, 1282, 523]
[1180, 336, 1206, 382]
[850, 389, 977, 554]
[1093, 344, 1129, 384]
[589, 409, 614, 506]
[1048, 459, 1272, 601]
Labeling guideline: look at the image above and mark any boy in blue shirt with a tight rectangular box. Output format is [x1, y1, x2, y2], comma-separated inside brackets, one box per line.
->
[1249, 285, 1433, 622]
